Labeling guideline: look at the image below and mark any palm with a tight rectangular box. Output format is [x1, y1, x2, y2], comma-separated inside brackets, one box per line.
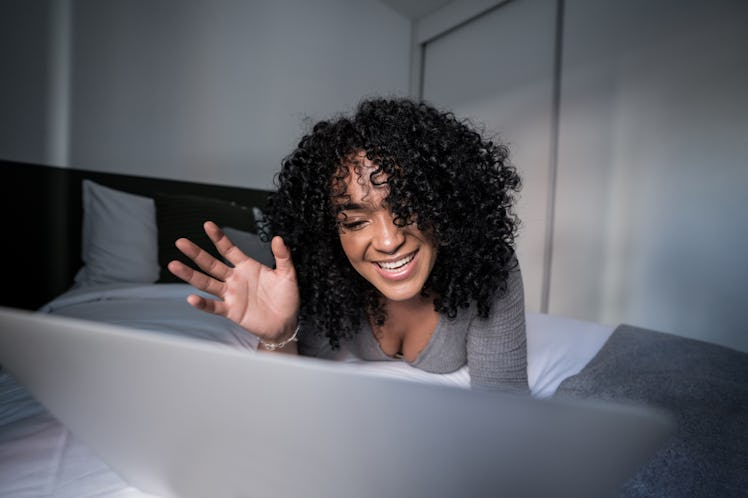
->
[220, 256, 299, 337]
[167, 221, 300, 341]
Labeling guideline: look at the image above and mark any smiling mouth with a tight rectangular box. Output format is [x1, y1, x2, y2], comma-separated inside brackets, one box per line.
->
[375, 251, 417, 271]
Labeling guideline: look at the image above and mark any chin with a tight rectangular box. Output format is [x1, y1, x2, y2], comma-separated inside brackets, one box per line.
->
[373, 282, 425, 303]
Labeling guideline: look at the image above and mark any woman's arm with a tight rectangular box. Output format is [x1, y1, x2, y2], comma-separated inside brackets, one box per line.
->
[466, 260, 529, 392]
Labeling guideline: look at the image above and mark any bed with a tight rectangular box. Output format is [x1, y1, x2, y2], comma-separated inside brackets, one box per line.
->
[1, 159, 746, 497]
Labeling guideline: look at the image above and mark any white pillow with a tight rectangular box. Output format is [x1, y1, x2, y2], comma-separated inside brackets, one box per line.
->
[73, 180, 159, 287]
[525, 312, 615, 398]
[222, 226, 275, 268]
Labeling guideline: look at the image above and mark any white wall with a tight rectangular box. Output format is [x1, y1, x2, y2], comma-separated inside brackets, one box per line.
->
[551, 0, 748, 351]
[69, 0, 411, 189]
[1, 0, 411, 189]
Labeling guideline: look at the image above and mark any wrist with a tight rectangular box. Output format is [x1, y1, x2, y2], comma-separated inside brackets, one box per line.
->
[259, 323, 300, 351]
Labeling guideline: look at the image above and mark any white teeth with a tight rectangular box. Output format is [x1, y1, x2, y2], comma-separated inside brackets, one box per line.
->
[377, 253, 415, 270]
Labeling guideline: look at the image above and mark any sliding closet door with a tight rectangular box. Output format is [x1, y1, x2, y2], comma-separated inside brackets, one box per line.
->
[421, 0, 558, 312]
[552, 0, 748, 351]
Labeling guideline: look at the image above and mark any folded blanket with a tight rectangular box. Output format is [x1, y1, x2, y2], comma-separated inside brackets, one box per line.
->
[554, 324, 748, 498]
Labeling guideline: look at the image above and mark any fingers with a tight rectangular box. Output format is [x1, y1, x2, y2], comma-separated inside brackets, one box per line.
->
[174, 235, 232, 281]
[167, 259, 225, 298]
[202, 221, 251, 267]
[185, 293, 227, 316]
[270, 236, 295, 274]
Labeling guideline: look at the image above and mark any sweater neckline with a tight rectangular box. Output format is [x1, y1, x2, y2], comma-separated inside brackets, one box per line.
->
[363, 314, 444, 366]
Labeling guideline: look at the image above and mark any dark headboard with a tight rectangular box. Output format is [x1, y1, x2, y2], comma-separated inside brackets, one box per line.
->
[1, 159, 272, 311]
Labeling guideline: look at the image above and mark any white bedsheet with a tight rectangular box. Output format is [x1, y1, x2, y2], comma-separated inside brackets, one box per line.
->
[1, 283, 614, 497]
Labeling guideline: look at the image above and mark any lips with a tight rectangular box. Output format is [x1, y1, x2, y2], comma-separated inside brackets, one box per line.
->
[376, 251, 416, 271]
[372, 250, 419, 281]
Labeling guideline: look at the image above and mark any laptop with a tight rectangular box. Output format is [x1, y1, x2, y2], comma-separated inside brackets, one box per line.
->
[0, 306, 672, 498]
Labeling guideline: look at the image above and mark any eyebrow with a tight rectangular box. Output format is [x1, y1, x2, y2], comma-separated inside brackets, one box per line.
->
[337, 201, 375, 212]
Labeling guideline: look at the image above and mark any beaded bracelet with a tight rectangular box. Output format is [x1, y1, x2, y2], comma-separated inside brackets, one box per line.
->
[259, 324, 300, 351]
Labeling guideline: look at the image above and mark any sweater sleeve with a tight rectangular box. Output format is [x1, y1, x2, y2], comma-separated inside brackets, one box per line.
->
[466, 259, 529, 393]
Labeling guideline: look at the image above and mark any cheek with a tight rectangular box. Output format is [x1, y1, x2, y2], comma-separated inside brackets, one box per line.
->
[429, 249, 439, 273]
[338, 234, 364, 263]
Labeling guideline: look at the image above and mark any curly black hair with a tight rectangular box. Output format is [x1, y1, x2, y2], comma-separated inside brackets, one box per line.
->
[263, 97, 521, 349]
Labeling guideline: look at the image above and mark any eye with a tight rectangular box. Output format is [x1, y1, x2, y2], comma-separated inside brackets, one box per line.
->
[339, 220, 367, 231]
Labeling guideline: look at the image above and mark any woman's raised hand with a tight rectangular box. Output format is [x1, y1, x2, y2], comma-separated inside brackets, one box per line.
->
[167, 221, 300, 344]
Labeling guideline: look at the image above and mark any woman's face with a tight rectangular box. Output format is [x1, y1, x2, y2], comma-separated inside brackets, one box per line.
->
[335, 154, 437, 303]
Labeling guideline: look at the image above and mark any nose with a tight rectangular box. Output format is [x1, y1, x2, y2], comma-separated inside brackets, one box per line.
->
[372, 213, 405, 254]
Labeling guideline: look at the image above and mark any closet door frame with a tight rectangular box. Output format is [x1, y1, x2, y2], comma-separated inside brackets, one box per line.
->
[411, 0, 564, 313]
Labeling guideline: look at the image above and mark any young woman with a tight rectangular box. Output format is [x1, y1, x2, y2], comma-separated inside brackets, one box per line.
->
[168, 97, 528, 392]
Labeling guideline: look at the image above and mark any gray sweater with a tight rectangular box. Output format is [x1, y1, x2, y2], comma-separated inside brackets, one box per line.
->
[300, 264, 528, 393]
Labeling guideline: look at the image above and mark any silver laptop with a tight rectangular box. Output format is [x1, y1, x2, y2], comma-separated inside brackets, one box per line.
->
[0, 306, 672, 498]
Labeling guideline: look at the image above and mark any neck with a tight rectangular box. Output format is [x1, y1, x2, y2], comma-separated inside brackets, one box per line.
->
[383, 293, 433, 315]
[375, 293, 438, 336]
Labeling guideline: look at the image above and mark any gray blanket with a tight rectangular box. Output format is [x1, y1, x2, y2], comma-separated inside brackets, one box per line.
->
[554, 324, 748, 498]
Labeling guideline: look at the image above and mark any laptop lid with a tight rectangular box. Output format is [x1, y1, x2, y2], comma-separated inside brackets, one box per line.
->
[0, 306, 672, 498]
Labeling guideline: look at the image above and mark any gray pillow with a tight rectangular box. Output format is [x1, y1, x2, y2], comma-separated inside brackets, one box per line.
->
[222, 226, 275, 268]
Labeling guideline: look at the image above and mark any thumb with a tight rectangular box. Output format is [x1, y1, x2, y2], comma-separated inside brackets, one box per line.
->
[270, 236, 295, 273]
